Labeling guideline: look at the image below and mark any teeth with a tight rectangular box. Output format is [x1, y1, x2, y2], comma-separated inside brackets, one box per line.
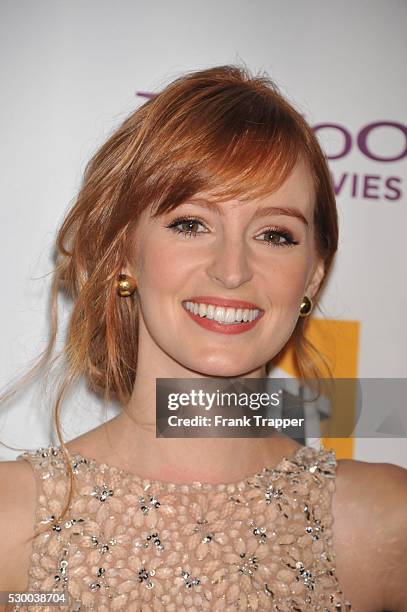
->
[206, 304, 215, 320]
[214, 307, 224, 322]
[225, 308, 236, 324]
[184, 301, 260, 324]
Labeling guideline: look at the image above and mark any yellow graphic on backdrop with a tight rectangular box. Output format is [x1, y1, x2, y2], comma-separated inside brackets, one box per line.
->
[274, 319, 360, 459]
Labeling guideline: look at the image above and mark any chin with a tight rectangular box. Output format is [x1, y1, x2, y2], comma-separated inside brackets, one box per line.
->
[183, 356, 262, 378]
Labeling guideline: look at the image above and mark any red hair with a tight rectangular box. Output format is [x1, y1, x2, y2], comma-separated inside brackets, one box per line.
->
[58, 65, 337, 401]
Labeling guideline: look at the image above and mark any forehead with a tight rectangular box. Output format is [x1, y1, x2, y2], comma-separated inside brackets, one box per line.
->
[255, 157, 314, 209]
[188, 158, 315, 216]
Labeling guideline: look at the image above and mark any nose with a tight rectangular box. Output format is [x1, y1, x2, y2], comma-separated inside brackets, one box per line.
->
[206, 236, 253, 289]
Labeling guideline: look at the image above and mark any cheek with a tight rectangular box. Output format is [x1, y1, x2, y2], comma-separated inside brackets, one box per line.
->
[259, 253, 311, 302]
[137, 234, 189, 296]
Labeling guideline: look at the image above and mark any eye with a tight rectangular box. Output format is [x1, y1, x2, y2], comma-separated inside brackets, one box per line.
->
[165, 216, 208, 237]
[256, 227, 299, 248]
[165, 216, 299, 248]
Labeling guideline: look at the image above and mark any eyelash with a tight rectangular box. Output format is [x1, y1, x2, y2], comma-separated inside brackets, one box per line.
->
[165, 215, 299, 248]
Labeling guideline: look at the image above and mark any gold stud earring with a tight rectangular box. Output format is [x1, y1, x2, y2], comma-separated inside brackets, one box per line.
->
[299, 295, 313, 317]
[117, 273, 137, 297]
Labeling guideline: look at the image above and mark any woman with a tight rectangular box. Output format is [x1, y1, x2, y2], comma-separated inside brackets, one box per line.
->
[0, 65, 406, 612]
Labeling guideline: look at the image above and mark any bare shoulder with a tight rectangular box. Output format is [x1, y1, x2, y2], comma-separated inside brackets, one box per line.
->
[332, 457, 407, 612]
[0, 458, 37, 591]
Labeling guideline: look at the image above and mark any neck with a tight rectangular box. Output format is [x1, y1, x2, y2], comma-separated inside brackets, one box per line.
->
[102, 355, 298, 485]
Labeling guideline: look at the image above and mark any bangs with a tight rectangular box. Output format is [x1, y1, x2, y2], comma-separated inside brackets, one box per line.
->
[129, 78, 311, 218]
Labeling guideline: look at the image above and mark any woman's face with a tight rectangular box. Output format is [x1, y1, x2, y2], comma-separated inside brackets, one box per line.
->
[128, 158, 325, 377]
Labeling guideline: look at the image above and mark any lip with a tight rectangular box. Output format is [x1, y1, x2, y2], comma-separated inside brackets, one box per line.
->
[181, 301, 265, 335]
[182, 296, 263, 310]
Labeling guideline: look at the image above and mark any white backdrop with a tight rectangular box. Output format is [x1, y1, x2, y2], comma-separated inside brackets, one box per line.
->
[0, 0, 406, 466]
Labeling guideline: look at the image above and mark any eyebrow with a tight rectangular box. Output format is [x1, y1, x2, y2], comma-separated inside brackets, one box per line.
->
[186, 198, 309, 227]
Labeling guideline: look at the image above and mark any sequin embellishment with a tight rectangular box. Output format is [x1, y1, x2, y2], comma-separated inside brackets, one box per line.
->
[13, 444, 353, 611]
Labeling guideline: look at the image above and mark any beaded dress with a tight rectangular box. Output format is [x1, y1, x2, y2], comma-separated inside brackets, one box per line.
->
[14, 443, 353, 611]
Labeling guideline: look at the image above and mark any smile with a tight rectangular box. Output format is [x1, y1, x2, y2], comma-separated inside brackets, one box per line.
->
[184, 300, 260, 323]
[181, 300, 264, 335]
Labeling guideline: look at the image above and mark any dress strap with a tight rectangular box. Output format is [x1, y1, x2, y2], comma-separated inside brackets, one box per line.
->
[17, 446, 71, 536]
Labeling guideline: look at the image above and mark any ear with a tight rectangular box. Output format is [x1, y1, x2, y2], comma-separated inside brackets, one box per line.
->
[121, 258, 139, 279]
[306, 258, 325, 300]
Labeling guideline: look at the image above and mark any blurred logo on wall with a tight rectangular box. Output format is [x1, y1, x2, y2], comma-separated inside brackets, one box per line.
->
[314, 121, 406, 202]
